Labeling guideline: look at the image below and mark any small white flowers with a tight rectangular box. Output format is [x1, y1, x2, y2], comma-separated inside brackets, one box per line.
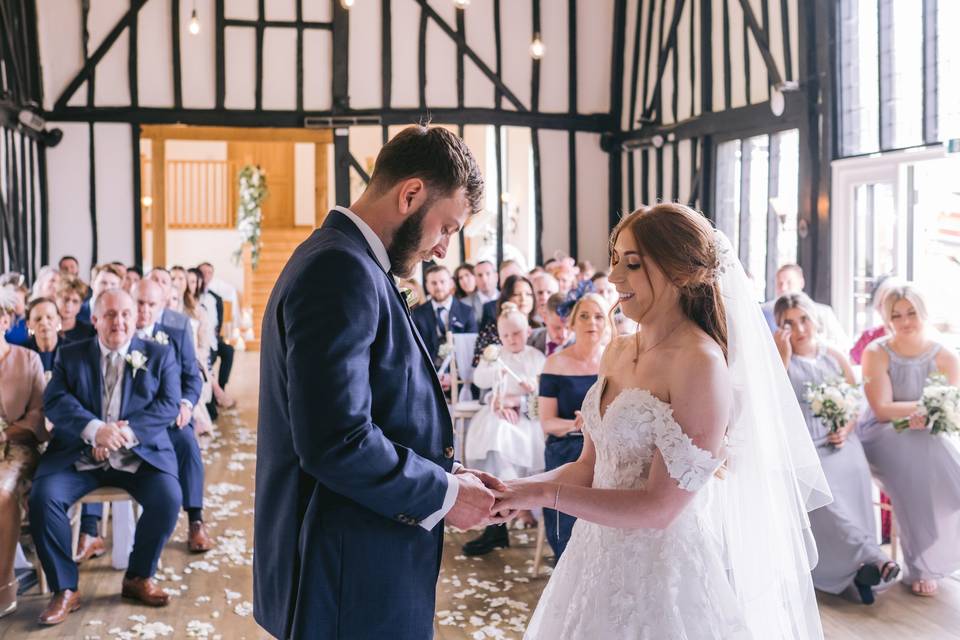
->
[893, 374, 960, 435]
[125, 350, 148, 379]
[804, 379, 861, 434]
[482, 344, 502, 362]
[153, 330, 170, 346]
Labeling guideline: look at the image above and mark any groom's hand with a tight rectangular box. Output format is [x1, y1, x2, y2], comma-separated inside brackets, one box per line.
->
[456, 466, 508, 492]
[445, 472, 496, 530]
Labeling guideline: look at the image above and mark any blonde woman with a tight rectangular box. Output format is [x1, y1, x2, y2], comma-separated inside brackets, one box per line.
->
[859, 285, 960, 597]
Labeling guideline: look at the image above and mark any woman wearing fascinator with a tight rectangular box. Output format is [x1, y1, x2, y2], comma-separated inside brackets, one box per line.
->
[492, 203, 831, 639]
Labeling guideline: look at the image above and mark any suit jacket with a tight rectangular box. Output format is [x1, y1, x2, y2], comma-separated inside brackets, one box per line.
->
[39, 336, 181, 478]
[150, 321, 203, 411]
[528, 327, 572, 355]
[411, 297, 479, 364]
[254, 210, 455, 639]
[159, 308, 191, 333]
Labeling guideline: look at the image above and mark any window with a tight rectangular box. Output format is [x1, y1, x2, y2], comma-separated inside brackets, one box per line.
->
[714, 130, 800, 301]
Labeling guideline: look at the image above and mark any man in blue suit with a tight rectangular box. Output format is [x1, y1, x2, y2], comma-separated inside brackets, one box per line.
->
[254, 126, 508, 639]
[77, 279, 214, 556]
[30, 288, 182, 625]
[412, 264, 478, 369]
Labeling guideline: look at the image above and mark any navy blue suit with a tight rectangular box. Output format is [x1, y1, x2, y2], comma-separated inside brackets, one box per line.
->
[84, 320, 205, 530]
[412, 296, 478, 366]
[30, 336, 182, 592]
[254, 210, 455, 639]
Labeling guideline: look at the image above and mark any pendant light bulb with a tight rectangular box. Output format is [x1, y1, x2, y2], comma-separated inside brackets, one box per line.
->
[188, 9, 200, 35]
[529, 34, 545, 60]
[453, 0, 470, 8]
[340, 0, 356, 9]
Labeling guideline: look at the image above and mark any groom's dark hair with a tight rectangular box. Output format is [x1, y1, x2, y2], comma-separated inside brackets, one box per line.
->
[369, 125, 484, 215]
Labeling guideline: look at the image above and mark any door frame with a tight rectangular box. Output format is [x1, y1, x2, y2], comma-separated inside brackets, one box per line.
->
[139, 125, 333, 268]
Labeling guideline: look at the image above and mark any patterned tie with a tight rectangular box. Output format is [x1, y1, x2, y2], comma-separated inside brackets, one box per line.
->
[104, 351, 122, 401]
[436, 306, 447, 338]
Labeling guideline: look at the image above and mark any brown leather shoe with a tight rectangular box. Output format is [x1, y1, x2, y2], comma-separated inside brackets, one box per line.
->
[188, 521, 214, 553]
[38, 590, 81, 625]
[121, 576, 169, 607]
[74, 534, 106, 563]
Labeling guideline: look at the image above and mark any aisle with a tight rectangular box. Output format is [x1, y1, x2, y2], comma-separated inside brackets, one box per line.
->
[6, 351, 960, 640]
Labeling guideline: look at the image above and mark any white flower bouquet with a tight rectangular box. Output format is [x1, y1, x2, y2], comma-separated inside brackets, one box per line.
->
[893, 374, 960, 435]
[804, 378, 861, 434]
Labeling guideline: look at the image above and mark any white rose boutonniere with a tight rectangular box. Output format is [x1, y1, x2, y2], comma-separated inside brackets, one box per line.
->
[126, 351, 148, 379]
[153, 330, 170, 346]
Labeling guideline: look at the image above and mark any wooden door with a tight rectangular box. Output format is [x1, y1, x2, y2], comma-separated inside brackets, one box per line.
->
[227, 141, 295, 228]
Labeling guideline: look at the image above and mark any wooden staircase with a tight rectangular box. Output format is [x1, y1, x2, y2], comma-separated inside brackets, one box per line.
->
[244, 227, 315, 350]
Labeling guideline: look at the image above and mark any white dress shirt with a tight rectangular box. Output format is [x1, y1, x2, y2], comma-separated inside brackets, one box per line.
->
[335, 206, 461, 530]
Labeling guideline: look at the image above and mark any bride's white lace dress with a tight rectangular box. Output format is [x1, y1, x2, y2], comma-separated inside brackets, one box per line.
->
[525, 377, 751, 639]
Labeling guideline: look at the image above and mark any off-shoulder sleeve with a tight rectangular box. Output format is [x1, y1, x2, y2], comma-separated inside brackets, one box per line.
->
[653, 410, 722, 492]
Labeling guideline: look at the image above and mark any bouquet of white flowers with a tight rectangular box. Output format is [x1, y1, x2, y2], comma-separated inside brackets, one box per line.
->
[804, 378, 861, 434]
[893, 374, 960, 435]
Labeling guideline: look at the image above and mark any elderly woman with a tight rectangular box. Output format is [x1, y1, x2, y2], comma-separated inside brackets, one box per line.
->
[0, 276, 28, 347]
[30, 266, 61, 301]
[0, 286, 48, 617]
[25, 298, 63, 373]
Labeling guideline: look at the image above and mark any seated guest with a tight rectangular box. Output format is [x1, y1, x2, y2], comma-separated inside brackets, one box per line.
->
[498, 259, 523, 285]
[0, 286, 49, 618]
[850, 274, 902, 365]
[0, 276, 28, 346]
[538, 293, 608, 559]
[463, 304, 546, 555]
[469, 260, 500, 323]
[170, 266, 189, 306]
[79, 281, 213, 556]
[590, 271, 619, 310]
[56, 278, 95, 344]
[30, 289, 182, 624]
[858, 285, 960, 597]
[774, 293, 898, 604]
[412, 265, 478, 368]
[476, 261, 524, 327]
[57, 256, 80, 278]
[530, 272, 559, 326]
[473, 275, 539, 367]
[546, 260, 578, 297]
[576, 260, 595, 282]
[453, 263, 477, 300]
[31, 266, 61, 301]
[25, 298, 63, 373]
[146, 268, 192, 331]
[183, 269, 217, 434]
[197, 262, 237, 394]
[188, 268, 234, 413]
[762, 264, 849, 348]
[529, 293, 572, 356]
[78, 264, 123, 326]
[122, 266, 142, 294]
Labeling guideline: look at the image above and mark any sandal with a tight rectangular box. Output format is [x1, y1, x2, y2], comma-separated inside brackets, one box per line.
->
[0, 579, 17, 619]
[911, 579, 938, 597]
[854, 564, 881, 605]
[880, 561, 900, 583]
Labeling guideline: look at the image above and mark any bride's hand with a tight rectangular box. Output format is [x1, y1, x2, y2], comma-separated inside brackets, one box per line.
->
[492, 480, 551, 513]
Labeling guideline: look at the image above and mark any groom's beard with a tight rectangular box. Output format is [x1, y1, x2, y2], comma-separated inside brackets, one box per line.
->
[387, 203, 431, 278]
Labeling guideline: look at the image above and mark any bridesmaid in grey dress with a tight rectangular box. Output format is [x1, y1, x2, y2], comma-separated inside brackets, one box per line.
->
[774, 293, 898, 604]
[859, 285, 960, 597]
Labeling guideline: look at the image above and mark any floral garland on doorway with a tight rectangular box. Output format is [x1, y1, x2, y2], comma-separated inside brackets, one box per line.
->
[235, 164, 268, 270]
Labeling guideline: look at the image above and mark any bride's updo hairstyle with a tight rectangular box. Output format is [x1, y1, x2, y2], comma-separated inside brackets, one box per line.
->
[610, 202, 728, 360]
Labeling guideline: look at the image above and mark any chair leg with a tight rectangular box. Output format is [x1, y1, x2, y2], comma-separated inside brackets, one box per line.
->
[69, 505, 81, 562]
[890, 514, 898, 564]
[531, 517, 546, 576]
[100, 502, 111, 539]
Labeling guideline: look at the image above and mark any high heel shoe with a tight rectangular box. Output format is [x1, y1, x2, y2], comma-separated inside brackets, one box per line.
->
[0, 579, 18, 619]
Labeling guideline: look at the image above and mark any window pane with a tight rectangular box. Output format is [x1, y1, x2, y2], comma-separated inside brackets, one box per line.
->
[881, 0, 923, 149]
[771, 129, 799, 270]
[714, 140, 741, 251]
[839, 0, 880, 155]
[742, 135, 770, 301]
[852, 182, 897, 334]
[938, 1, 960, 140]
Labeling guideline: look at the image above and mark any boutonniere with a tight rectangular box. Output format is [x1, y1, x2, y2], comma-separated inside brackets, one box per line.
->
[399, 287, 417, 309]
[125, 350, 148, 378]
[153, 330, 170, 346]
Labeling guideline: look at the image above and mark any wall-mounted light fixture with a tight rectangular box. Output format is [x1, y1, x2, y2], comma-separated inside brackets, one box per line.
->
[529, 34, 545, 60]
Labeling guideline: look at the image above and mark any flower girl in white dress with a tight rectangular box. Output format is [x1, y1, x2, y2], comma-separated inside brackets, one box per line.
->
[466, 303, 547, 480]
[493, 204, 830, 639]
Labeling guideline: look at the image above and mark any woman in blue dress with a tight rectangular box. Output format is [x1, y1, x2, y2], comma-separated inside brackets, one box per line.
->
[537, 293, 610, 559]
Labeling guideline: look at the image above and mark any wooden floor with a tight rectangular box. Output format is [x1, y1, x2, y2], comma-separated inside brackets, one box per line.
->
[4, 351, 959, 639]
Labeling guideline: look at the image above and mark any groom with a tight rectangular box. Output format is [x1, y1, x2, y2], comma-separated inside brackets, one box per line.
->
[254, 126, 503, 639]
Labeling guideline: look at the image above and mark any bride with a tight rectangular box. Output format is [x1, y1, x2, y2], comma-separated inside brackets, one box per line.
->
[493, 203, 832, 638]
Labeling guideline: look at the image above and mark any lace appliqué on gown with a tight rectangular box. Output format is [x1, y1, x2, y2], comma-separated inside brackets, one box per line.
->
[524, 379, 749, 640]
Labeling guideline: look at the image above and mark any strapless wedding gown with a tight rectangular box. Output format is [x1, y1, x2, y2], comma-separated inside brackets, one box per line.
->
[525, 378, 751, 639]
